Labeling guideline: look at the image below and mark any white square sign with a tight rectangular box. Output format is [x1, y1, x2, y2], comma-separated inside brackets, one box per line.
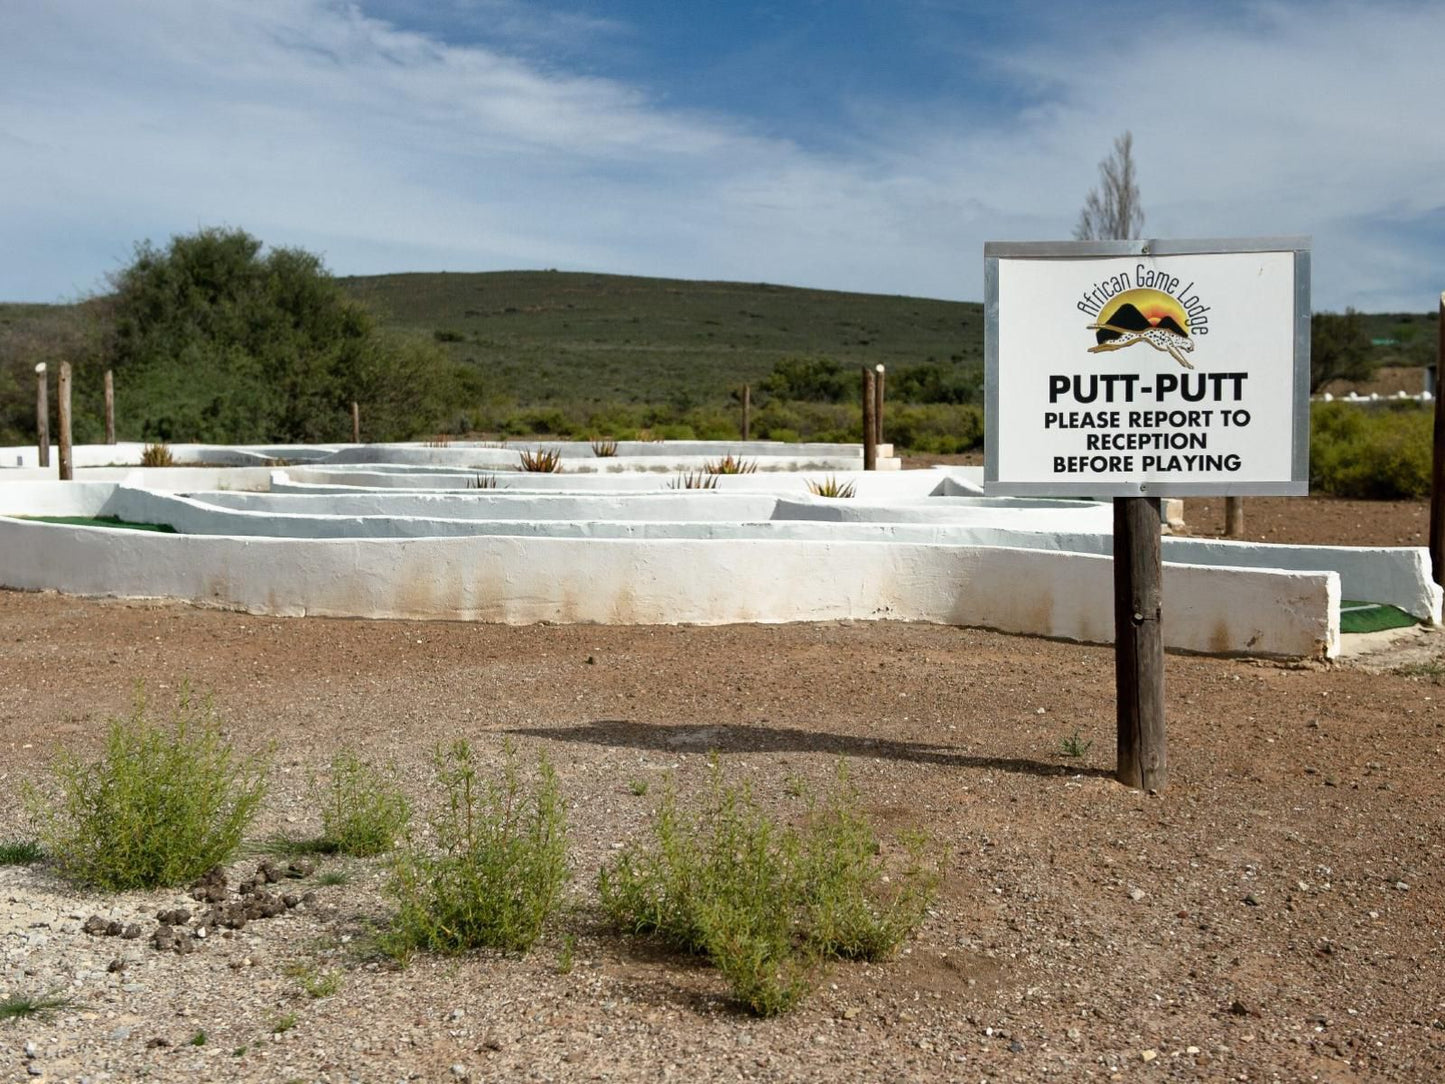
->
[984, 239, 1310, 497]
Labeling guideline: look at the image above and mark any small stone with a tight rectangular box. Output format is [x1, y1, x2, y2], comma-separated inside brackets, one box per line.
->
[1128, 887, 1146, 902]
[1066, 1028, 1081, 1041]
[27, 1065, 43, 1077]
[1230, 1000, 1250, 1016]
[1009, 1039, 1024, 1053]
[449, 1065, 469, 1080]
[1141, 1048, 1158, 1062]
[1394, 881, 1410, 891]
[1243, 894, 1261, 907]
[83, 915, 111, 936]
[121, 924, 143, 940]
[109, 1025, 132, 1041]
[842, 1007, 859, 1021]
[122, 983, 146, 993]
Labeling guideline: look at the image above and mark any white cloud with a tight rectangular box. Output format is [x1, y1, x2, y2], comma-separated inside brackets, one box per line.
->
[0, 0, 1441, 309]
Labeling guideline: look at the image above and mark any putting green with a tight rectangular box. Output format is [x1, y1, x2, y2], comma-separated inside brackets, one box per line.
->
[1339, 600, 1417, 635]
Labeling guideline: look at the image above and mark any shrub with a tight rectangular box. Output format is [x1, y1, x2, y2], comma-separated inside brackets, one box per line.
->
[384, 741, 567, 957]
[26, 685, 267, 890]
[598, 763, 939, 1015]
[1310, 401, 1430, 499]
[318, 751, 411, 857]
[139, 442, 175, 467]
[0, 840, 43, 865]
[590, 437, 619, 457]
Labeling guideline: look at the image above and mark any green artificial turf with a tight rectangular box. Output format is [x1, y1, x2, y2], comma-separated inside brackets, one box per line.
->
[1339, 600, 1418, 635]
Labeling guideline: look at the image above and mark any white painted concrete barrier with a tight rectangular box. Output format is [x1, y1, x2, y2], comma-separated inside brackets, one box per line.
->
[0, 517, 1337, 657]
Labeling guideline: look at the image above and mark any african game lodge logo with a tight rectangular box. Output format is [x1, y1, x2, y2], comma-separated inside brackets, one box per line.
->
[1077, 265, 1211, 370]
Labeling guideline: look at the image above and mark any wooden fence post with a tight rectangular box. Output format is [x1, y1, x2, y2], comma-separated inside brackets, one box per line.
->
[57, 362, 73, 481]
[35, 364, 49, 468]
[861, 367, 877, 471]
[741, 384, 751, 441]
[1114, 496, 1167, 791]
[874, 364, 885, 446]
[1225, 496, 1244, 538]
[351, 401, 361, 443]
[104, 369, 116, 444]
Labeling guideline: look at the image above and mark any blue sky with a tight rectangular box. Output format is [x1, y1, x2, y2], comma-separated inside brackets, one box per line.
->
[2, 0, 1442, 310]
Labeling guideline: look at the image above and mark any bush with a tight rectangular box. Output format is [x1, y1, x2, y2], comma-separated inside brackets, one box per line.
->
[318, 751, 411, 857]
[384, 741, 567, 957]
[26, 685, 267, 890]
[139, 442, 174, 467]
[598, 763, 939, 1015]
[1310, 401, 1431, 499]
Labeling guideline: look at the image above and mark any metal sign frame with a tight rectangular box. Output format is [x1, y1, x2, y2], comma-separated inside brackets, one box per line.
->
[984, 237, 1311, 498]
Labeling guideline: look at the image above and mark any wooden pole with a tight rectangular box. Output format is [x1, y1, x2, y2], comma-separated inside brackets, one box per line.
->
[874, 364, 885, 446]
[104, 369, 116, 444]
[861, 366, 877, 471]
[35, 363, 49, 468]
[741, 384, 751, 441]
[57, 362, 73, 481]
[351, 400, 361, 443]
[1431, 292, 1445, 586]
[1114, 496, 1166, 791]
[1224, 496, 1244, 538]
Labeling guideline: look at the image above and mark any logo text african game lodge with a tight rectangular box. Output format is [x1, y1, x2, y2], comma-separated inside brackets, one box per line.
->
[1076, 266, 1211, 370]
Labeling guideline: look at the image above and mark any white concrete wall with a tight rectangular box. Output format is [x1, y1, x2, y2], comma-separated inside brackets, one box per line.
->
[0, 517, 1337, 657]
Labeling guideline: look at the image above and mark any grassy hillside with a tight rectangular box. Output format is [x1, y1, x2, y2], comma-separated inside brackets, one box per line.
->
[338, 271, 984, 406]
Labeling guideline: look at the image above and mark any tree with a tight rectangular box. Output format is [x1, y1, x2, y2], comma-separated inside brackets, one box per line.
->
[1310, 309, 1375, 393]
[104, 228, 455, 443]
[1075, 131, 1144, 241]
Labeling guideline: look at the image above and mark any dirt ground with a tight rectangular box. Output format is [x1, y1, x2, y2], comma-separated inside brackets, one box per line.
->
[1, 494, 1442, 1082]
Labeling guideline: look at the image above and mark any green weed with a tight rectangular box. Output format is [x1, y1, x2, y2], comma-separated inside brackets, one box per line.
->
[318, 750, 411, 858]
[25, 684, 267, 890]
[269, 1011, 299, 1034]
[384, 741, 568, 958]
[598, 762, 938, 1016]
[188, 1030, 207, 1046]
[1058, 729, 1093, 758]
[315, 868, 352, 887]
[286, 962, 343, 999]
[590, 438, 619, 457]
[0, 991, 78, 1022]
[629, 779, 649, 797]
[0, 840, 43, 866]
[556, 933, 576, 975]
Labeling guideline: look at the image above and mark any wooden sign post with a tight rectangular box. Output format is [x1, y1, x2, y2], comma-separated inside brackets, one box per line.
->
[1430, 291, 1445, 586]
[874, 364, 886, 446]
[985, 238, 1311, 791]
[741, 385, 751, 441]
[352, 400, 362, 444]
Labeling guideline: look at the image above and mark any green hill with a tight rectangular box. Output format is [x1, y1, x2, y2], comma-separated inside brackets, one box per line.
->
[338, 270, 984, 406]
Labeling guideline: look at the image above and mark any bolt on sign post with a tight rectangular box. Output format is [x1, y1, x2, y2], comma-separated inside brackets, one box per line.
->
[984, 238, 1311, 791]
[35, 363, 49, 468]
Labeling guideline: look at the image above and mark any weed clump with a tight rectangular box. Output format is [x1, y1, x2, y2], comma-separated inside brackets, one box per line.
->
[139, 442, 175, 467]
[26, 685, 267, 890]
[518, 447, 563, 472]
[598, 763, 939, 1015]
[318, 750, 411, 858]
[0, 840, 43, 866]
[590, 437, 619, 457]
[384, 741, 568, 958]
[667, 472, 718, 490]
[704, 454, 758, 475]
[806, 476, 856, 498]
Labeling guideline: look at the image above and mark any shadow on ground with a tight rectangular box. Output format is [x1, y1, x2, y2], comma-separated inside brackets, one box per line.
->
[508, 719, 1112, 780]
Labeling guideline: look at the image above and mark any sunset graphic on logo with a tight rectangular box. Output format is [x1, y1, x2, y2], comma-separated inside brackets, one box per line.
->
[1086, 287, 1196, 369]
